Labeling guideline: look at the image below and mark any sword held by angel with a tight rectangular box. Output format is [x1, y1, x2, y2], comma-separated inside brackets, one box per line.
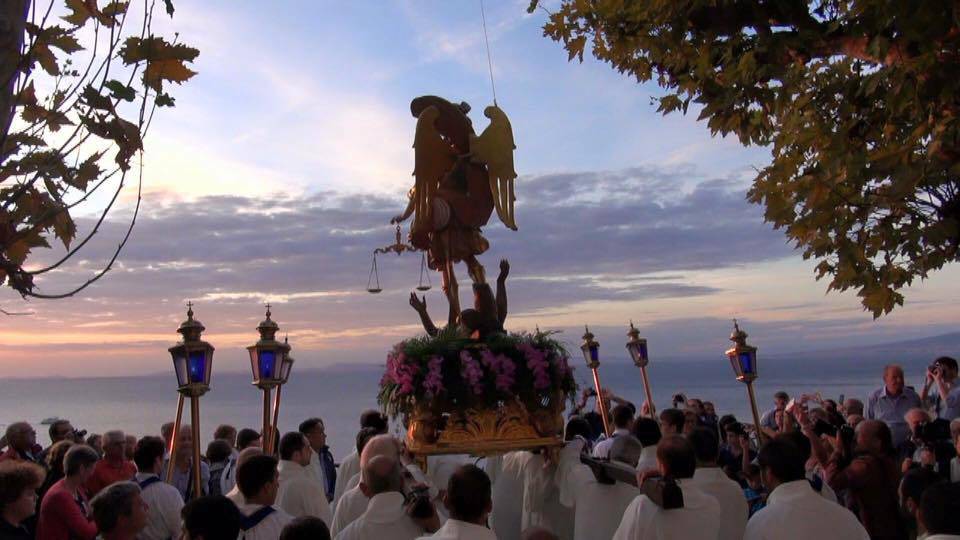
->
[390, 96, 518, 339]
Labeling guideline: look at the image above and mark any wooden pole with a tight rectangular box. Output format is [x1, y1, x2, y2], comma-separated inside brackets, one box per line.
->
[262, 388, 272, 454]
[270, 385, 283, 455]
[639, 365, 656, 417]
[190, 396, 202, 500]
[746, 381, 764, 444]
[165, 394, 184, 482]
[591, 367, 612, 436]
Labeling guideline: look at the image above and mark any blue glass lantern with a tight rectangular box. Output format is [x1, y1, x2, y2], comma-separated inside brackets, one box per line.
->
[625, 321, 649, 368]
[726, 320, 758, 382]
[581, 326, 600, 369]
[169, 303, 215, 397]
[247, 305, 290, 390]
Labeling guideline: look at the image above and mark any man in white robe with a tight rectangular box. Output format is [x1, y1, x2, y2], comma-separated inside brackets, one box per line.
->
[235, 454, 294, 540]
[688, 428, 747, 540]
[521, 451, 572, 540]
[276, 432, 332, 526]
[416, 464, 496, 540]
[744, 437, 868, 540]
[335, 455, 435, 540]
[334, 410, 388, 509]
[613, 435, 722, 540]
[556, 436, 641, 540]
[225, 447, 263, 507]
[631, 418, 661, 473]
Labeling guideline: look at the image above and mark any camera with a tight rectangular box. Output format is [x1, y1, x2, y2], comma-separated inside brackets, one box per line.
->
[813, 419, 837, 438]
[72, 429, 87, 442]
[915, 419, 951, 445]
[672, 393, 687, 407]
[404, 485, 434, 520]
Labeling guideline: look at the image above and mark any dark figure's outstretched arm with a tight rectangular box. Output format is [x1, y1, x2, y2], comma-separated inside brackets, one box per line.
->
[409, 293, 438, 336]
[496, 259, 509, 326]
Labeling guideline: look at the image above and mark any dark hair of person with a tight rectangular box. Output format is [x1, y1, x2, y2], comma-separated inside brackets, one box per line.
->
[935, 356, 958, 372]
[659, 409, 685, 432]
[298, 418, 324, 435]
[360, 410, 388, 434]
[717, 415, 737, 443]
[920, 481, 960, 535]
[356, 427, 379, 455]
[446, 464, 491, 524]
[48, 420, 72, 442]
[213, 425, 237, 441]
[656, 435, 696, 479]
[181, 496, 242, 540]
[774, 391, 789, 401]
[133, 436, 166, 472]
[90, 481, 140, 534]
[631, 417, 662, 447]
[206, 439, 233, 464]
[757, 438, 805, 484]
[236, 428, 261, 450]
[901, 467, 939, 507]
[280, 516, 331, 540]
[725, 421, 747, 437]
[64, 444, 99, 476]
[45, 440, 74, 475]
[611, 405, 633, 429]
[689, 427, 720, 463]
[279, 432, 308, 461]
[0, 461, 45, 512]
[872, 420, 897, 458]
[564, 416, 592, 442]
[778, 431, 812, 462]
[236, 454, 278, 499]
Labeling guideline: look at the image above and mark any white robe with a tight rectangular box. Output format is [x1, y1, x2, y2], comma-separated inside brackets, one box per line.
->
[612, 479, 722, 540]
[333, 491, 424, 540]
[331, 484, 369, 538]
[521, 452, 573, 540]
[490, 451, 531, 540]
[744, 480, 869, 540]
[416, 519, 497, 540]
[277, 459, 333, 526]
[334, 450, 360, 510]
[636, 445, 658, 473]
[556, 440, 641, 540]
[135, 473, 183, 540]
[690, 467, 747, 540]
[238, 504, 294, 540]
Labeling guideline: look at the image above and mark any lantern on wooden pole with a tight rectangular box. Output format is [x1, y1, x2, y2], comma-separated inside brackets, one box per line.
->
[580, 326, 611, 437]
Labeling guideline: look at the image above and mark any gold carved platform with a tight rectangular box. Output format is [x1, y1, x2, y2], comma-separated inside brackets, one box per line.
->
[405, 397, 564, 459]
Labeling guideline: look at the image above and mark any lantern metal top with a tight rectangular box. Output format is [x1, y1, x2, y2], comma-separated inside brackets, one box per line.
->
[177, 301, 205, 341]
[729, 318, 748, 345]
[257, 303, 280, 339]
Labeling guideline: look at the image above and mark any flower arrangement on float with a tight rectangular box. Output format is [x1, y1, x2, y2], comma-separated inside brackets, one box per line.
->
[378, 330, 577, 452]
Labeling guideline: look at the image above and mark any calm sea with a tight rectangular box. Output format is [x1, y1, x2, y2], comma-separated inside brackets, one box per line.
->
[0, 355, 938, 459]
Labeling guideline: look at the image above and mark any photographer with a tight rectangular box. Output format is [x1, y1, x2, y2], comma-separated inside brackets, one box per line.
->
[39, 421, 84, 464]
[901, 408, 955, 479]
[921, 356, 960, 421]
[807, 418, 909, 540]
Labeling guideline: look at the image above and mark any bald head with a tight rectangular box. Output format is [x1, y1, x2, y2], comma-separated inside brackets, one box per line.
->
[360, 455, 403, 496]
[359, 434, 399, 467]
[237, 446, 263, 467]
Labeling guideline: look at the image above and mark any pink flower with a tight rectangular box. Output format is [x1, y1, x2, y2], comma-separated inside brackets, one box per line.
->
[519, 342, 551, 391]
[480, 348, 516, 392]
[423, 355, 445, 397]
[385, 349, 419, 396]
[459, 350, 485, 395]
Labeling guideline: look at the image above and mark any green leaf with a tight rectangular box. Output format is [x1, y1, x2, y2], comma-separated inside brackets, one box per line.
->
[62, 0, 94, 27]
[104, 79, 137, 102]
[154, 93, 176, 107]
[164, 0, 175, 17]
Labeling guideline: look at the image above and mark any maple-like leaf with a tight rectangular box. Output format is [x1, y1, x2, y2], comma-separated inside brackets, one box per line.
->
[62, 0, 95, 27]
[143, 58, 196, 91]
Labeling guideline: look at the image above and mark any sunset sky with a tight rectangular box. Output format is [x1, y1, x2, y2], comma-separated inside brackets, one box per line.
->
[2, 1, 958, 377]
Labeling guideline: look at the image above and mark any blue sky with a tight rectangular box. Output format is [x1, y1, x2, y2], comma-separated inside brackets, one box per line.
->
[0, 1, 957, 376]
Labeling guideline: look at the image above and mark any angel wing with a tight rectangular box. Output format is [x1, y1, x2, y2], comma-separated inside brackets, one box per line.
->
[413, 106, 455, 233]
[469, 105, 518, 230]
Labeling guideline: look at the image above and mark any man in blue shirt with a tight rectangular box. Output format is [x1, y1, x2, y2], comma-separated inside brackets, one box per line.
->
[867, 365, 922, 450]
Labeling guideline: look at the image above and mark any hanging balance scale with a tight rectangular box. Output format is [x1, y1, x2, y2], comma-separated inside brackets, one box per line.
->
[366, 225, 432, 294]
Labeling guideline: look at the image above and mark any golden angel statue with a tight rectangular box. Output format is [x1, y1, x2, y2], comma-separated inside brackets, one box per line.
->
[391, 96, 518, 337]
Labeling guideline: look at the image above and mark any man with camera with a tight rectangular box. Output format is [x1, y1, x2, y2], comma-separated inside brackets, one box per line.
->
[900, 408, 955, 479]
[921, 356, 960, 421]
[39, 420, 85, 464]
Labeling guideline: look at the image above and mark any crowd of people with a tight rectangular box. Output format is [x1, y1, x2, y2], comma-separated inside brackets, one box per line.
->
[1, 357, 960, 540]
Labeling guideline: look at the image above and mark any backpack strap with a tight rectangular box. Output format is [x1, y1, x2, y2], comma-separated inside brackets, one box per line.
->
[240, 506, 276, 531]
